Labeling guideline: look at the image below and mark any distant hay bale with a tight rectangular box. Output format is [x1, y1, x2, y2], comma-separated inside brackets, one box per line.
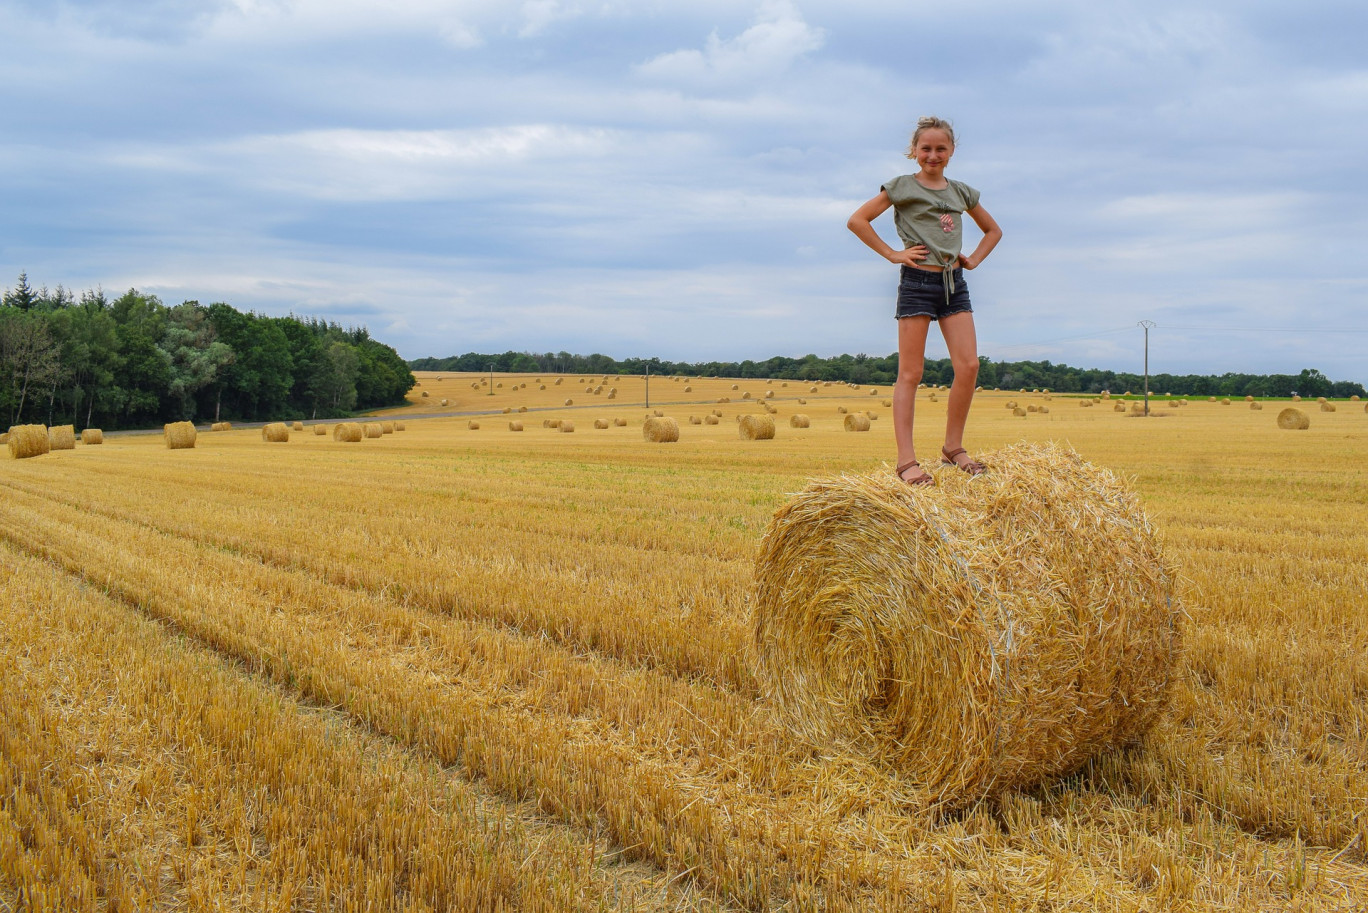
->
[1114, 403, 1127, 412]
[607, 392, 616, 400]
[869, 389, 878, 396]
[540, 385, 547, 390]
[313, 424, 327, 435]
[765, 390, 774, 399]
[1027, 405, 1038, 413]
[333, 423, 363, 442]
[1167, 400, 1179, 408]
[1245, 395, 1254, 402]
[643, 416, 679, 442]
[467, 420, 480, 430]
[843, 413, 870, 432]
[509, 421, 524, 431]
[380, 421, 395, 434]
[559, 420, 575, 433]
[1006, 401, 1017, 409]
[518, 406, 527, 413]
[555, 378, 563, 385]
[496, 382, 503, 388]
[1079, 401, 1093, 408]
[1350, 394, 1360, 401]
[763, 403, 778, 414]
[810, 386, 818, 393]
[837, 406, 848, 414]
[292, 421, 304, 432]
[731, 384, 739, 390]
[782, 382, 788, 387]
[752, 441, 1179, 807]
[1317, 396, 1327, 404]
[1130, 403, 1145, 414]
[1292, 394, 1302, 402]
[1221, 398, 1231, 405]
[1250, 402, 1263, 411]
[262, 422, 290, 442]
[1277, 408, 1309, 429]
[7, 425, 49, 459]
[684, 385, 692, 392]
[594, 418, 609, 429]
[742, 392, 752, 400]
[502, 407, 512, 414]
[364, 423, 384, 438]
[613, 418, 627, 427]
[689, 415, 702, 424]
[883, 399, 892, 407]
[928, 394, 938, 403]
[1012, 407, 1027, 417]
[712, 409, 723, 416]
[80, 428, 103, 445]
[211, 422, 232, 432]
[440, 399, 449, 406]
[49, 425, 76, 450]
[1320, 402, 1336, 412]
[163, 422, 196, 450]
[704, 414, 720, 425]
[394, 421, 405, 430]
[1039, 407, 1050, 414]
[718, 397, 731, 403]
[798, 398, 807, 405]
[1208, 396, 1217, 402]
[653, 409, 664, 417]
[422, 391, 429, 397]
[565, 398, 573, 406]
[737, 414, 776, 440]
[790, 414, 810, 428]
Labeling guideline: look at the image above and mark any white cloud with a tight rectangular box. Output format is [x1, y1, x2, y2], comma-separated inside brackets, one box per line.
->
[636, 0, 825, 86]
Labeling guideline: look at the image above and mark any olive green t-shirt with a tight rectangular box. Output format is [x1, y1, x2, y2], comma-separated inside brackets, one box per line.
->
[881, 175, 980, 269]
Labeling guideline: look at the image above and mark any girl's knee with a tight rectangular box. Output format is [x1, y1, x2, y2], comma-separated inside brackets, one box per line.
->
[897, 370, 923, 389]
[951, 360, 979, 382]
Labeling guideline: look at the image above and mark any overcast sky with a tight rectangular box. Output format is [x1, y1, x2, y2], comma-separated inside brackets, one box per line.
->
[2, 0, 1365, 380]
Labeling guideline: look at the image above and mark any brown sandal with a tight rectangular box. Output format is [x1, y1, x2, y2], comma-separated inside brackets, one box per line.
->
[895, 460, 935, 487]
[941, 447, 985, 475]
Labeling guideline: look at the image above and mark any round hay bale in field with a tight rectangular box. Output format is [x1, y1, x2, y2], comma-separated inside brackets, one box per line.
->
[1167, 400, 1180, 408]
[333, 422, 363, 442]
[163, 422, 196, 450]
[564, 398, 574, 406]
[652, 409, 664, 417]
[837, 406, 848, 414]
[1317, 396, 1327, 404]
[1351, 395, 1361, 402]
[684, 385, 692, 392]
[363, 423, 384, 438]
[1006, 401, 1017, 409]
[1277, 408, 1309, 430]
[742, 391, 752, 400]
[559, 420, 575, 433]
[689, 415, 703, 424]
[1079, 401, 1092, 408]
[467, 420, 480, 430]
[422, 391, 429, 397]
[739, 414, 776, 440]
[1320, 402, 1336, 412]
[763, 403, 778, 414]
[211, 422, 232, 431]
[262, 422, 290, 442]
[883, 399, 892, 407]
[540, 385, 547, 391]
[704, 414, 720, 425]
[80, 428, 103, 445]
[518, 406, 527, 413]
[1130, 403, 1145, 414]
[613, 417, 627, 427]
[718, 397, 731, 404]
[1208, 396, 1217, 402]
[7, 425, 50, 459]
[380, 421, 395, 434]
[292, 421, 304, 432]
[790, 414, 810, 428]
[496, 382, 503, 388]
[1250, 402, 1263, 411]
[502, 407, 512, 414]
[509, 421, 524, 431]
[765, 390, 774, 399]
[731, 384, 739, 390]
[607, 392, 616, 400]
[1026, 405, 1038, 413]
[643, 416, 679, 442]
[1292, 394, 1302, 402]
[440, 399, 449, 406]
[843, 413, 871, 432]
[752, 441, 1179, 807]
[1245, 395, 1254, 402]
[1039, 407, 1050, 414]
[869, 389, 878, 396]
[1221, 398, 1231, 405]
[313, 424, 327, 435]
[1012, 407, 1027, 417]
[1114, 403, 1127, 412]
[928, 394, 939, 403]
[394, 421, 405, 431]
[49, 425, 76, 450]
[810, 386, 819, 393]
[594, 418, 610, 429]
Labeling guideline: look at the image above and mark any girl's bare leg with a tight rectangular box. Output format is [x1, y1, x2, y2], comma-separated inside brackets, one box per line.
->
[894, 315, 932, 477]
[938, 311, 980, 459]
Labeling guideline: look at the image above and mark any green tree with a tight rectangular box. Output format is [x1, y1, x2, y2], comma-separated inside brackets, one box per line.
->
[160, 302, 235, 421]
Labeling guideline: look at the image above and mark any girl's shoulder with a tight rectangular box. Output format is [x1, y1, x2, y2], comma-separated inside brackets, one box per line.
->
[882, 175, 980, 206]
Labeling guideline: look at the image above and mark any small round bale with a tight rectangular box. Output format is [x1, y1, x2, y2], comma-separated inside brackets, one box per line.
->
[1292, 394, 1302, 402]
[1277, 408, 1309, 430]
[843, 413, 871, 432]
[49, 425, 76, 451]
[731, 384, 739, 390]
[798, 398, 807, 405]
[765, 390, 775, 399]
[211, 422, 232, 431]
[643, 416, 679, 442]
[739, 414, 776, 440]
[742, 392, 752, 400]
[1321, 402, 1336, 412]
[1250, 402, 1263, 411]
[704, 414, 720, 425]
[440, 399, 449, 406]
[689, 415, 702, 424]
[565, 399, 573, 406]
[684, 385, 692, 392]
[380, 421, 395, 434]
[313, 424, 327, 435]
[394, 421, 405, 431]
[1114, 403, 1127, 412]
[1039, 407, 1049, 414]
[613, 418, 627, 427]
[262, 422, 290, 442]
[752, 441, 1179, 807]
[81, 428, 104, 445]
[1130, 403, 1146, 414]
[518, 406, 528, 413]
[163, 421, 197, 450]
[790, 414, 810, 428]
[594, 418, 609, 429]
[291, 421, 304, 432]
[1012, 407, 1027, 417]
[467, 420, 480, 430]
[1352, 395, 1361, 402]
[7, 425, 50, 459]
[1027, 405, 1038, 413]
[333, 422, 363, 442]
[559, 420, 575, 433]
[1221, 398, 1231, 405]
[837, 406, 848, 414]
[364, 423, 384, 438]
[422, 391, 429, 397]
[509, 421, 524, 431]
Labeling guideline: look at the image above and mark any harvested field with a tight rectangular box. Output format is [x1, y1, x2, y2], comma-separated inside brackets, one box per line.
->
[2, 378, 1366, 911]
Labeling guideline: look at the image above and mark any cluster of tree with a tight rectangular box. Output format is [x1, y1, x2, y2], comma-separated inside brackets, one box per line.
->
[411, 350, 1365, 399]
[2, 273, 414, 431]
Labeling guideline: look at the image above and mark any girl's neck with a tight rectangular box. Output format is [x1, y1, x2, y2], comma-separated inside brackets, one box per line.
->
[914, 169, 949, 189]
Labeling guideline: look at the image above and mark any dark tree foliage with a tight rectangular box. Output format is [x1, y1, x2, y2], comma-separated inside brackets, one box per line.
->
[410, 350, 1365, 399]
[1, 274, 414, 430]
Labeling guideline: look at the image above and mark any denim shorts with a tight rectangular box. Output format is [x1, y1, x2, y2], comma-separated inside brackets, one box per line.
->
[895, 266, 972, 320]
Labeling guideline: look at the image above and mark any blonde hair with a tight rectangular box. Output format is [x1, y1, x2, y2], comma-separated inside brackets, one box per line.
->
[906, 116, 956, 158]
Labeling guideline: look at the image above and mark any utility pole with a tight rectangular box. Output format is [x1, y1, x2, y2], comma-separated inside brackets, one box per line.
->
[645, 363, 650, 409]
[487, 363, 494, 396]
[1138, 320, 1155, 416]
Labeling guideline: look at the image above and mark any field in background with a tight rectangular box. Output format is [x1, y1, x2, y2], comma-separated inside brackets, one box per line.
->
[3, 373, 1366, 911]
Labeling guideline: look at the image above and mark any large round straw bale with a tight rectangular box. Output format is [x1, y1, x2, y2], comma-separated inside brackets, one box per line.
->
[1026, 405, 1038, 413]
[163, 422, 197, 449]
[1320, 402, 1336, 412]
[1079, 400, 1092, 408]
[0, 432, 7, 446]
[1220, 398, 1231, 405]
[467, 420, 480, 430]
[798, 398, 807, 405]
[594, 418, 610, 429]
[509, 421, 524, 431]
[502, 407, 512, 414]
[380, 421, 395, 434]
[869, 389, 878, 396]
[262, 422, 290, 442]
[1277, 408, 1309, 430]
[763, 403, 778, 414]
[364, 423, 384, 438]
[333, 422, 363, 442]
[555, 378, 563, 385]
[790, 414, 810, 428]
[752, 441, 1179, 807]
[518, 406, 528, 413]
[843, 413, 871, 432]
[80, 428, 104, 445]
[1352, 395, 1361, 401]
[1208, 396, 1217, 402]
[48, 425, 76, 450]
[313, 424, 327, 435]
[1005, 401, 1017, 410]
[211, 421, 232, 431]
[291, 421, 304, 432]
[643, 416, 679, 442]
[810, 386, 819, 393]
[704, 414, 720, 425]
[1250, 402, 1263, 411]
[739, 414, 776, 440]
[1317, 396, 1327, 403]
[539, 385, 546, 391]
[7, 425, 50, 459]
[559, 420, 575, 433]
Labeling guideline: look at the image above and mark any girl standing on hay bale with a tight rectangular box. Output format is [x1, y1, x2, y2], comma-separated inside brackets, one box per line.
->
[847, 116, 1002, 486]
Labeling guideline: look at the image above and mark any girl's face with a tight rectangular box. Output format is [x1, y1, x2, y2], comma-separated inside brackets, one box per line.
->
[914, 129, 954, 173]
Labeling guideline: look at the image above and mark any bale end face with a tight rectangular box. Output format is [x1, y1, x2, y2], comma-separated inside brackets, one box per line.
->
[1277, 408, 1310, 429]
[752, 442, 1180, 807]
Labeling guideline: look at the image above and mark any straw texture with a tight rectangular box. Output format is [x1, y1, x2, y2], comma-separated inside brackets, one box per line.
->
[81, 429, 103, 445]
[364, 423, 384, 438]
[643, 416, 679, 442]
[738, 415, 775, 440]
[262, 423, 290, 442]
[49, 425, 77, 450]
[752, 441, 1180, 808]
[1277, 408, 1309, 429]
[7, 425, 49, 459]
[333, 422, 363, 442]
[163, 422, 197, 450]
[843, 413, 870, 432]
[210, 422, 232, 431]
[789, 414, 810, 428]
[314, 424, 327, 435]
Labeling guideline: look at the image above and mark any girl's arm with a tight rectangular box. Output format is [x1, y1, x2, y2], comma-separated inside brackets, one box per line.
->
[847, 191, 927, 266]
[958, 204, 1002, 270]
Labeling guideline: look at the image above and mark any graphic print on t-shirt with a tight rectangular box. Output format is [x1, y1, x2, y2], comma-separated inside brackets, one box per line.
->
[940, 213, 955, 233]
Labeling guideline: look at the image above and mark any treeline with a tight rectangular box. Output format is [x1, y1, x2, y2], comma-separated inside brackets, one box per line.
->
[411, 350, 1365, 399]
[2, 272, 414, 431]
